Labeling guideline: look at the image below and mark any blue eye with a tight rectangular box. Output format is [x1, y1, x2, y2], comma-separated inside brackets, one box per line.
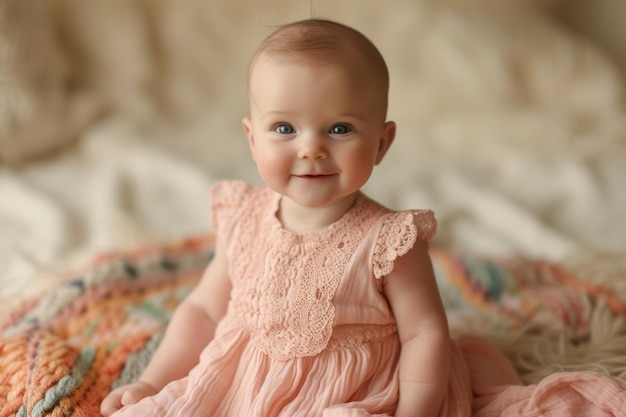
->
[275, 124, 295, 134]
[330, 124, 351, 135]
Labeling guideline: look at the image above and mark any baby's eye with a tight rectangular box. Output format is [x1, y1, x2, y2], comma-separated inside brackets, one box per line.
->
[275, 124, 295, 135]
[330, 124, 352, 135]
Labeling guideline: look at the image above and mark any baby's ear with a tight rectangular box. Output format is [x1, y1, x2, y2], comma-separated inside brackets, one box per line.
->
[375, 121, 396, 165]
[242, 117, 254, 147]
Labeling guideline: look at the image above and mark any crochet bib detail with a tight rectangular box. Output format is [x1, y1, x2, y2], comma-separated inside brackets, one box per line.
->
[211, 181, 436, 361]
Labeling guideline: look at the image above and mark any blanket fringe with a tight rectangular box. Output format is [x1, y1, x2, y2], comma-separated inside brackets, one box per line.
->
[488, 300, 626, 383]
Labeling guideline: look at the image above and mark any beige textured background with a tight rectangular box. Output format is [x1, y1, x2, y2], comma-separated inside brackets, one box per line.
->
[1, 0, 626, 317]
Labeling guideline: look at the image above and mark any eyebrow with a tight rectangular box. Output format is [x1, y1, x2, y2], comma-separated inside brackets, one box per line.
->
[257, 111, 295, 124]
[259, 111, 369, 123]
[261, 111, 295, 118]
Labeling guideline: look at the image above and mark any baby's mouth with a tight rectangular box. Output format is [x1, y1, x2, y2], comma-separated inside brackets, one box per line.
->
[294, 174, 335, 180]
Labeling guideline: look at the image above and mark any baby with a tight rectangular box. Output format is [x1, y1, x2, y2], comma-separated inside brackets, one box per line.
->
[101, 18, 451, 417]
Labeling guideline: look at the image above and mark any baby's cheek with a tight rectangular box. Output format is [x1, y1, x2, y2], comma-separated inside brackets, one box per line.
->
[254, 149, 291, 183]
[346, 149, 376, 175]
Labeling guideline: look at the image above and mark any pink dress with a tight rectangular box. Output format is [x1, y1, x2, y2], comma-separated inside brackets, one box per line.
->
[111, 180, 437, 417]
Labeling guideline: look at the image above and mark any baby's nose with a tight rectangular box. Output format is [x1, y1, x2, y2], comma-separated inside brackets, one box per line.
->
[297, 138, 328, 160]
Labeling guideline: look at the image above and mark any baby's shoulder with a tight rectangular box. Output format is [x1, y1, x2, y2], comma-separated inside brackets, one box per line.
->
[372, 209, 437, 279]
[380, 210, 437, 243]
[210, 180, 272, 229]
[210, 180, 271, 207]
[210, 180, 251, 204]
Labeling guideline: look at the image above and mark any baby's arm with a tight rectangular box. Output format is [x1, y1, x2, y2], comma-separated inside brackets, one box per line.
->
[100, 242, 232, 416]
[383, 241, 450, 417]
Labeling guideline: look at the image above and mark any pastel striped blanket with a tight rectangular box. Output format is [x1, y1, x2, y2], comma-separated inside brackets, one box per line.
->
[1, 236, 625, 416]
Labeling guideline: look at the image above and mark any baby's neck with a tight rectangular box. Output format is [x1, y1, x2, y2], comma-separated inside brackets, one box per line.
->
[278, 193, 358, 233]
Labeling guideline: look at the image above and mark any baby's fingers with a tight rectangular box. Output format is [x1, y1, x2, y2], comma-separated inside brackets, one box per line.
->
[100, 389, 125, 416]
[100, 382, 157, 416]
[120, 383, 156, 406]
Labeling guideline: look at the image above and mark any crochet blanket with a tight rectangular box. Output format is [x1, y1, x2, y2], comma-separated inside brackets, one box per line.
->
[1, 236, 625, 416]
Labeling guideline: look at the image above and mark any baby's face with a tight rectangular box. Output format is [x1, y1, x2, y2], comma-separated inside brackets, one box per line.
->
[243, 54, 394, 210]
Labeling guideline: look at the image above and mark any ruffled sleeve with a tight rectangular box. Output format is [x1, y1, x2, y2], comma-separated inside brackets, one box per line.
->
[372, 210, 437, 279]
[210, 180, 252, 242]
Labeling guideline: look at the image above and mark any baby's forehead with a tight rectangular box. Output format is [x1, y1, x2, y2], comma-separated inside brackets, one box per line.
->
[252, 48, 358, 71]
[250, 46, 384, 86]
[248, 52, 385, 102]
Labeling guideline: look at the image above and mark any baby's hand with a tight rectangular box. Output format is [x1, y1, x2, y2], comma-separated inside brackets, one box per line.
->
[100, 381, 158, 416]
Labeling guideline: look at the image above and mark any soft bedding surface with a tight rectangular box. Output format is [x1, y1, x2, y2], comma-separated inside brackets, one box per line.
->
[2, 189, 625, 413]
[1, 237, 625, 416]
